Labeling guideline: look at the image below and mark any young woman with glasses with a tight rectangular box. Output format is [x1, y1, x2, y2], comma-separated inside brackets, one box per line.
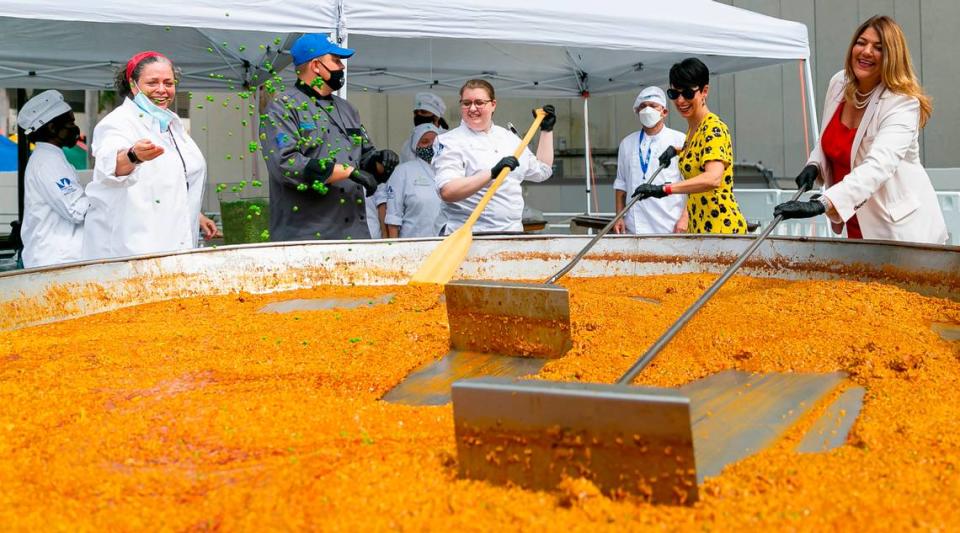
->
[431, 79, 556, 234]
[633, 58, 747, 234]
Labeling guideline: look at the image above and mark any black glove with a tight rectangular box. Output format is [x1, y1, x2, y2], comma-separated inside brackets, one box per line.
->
[773, 197, 826, 220]
[657, 146, 678, 168]
[536, 104, 556, 132]
[795, 164, 819, 191]
[632, 183, 668, 200]
[490, 156, 519, 180]
[349, 169, 379, 197]
[363, 149, 399, 179]
[376, 149, 399, 178]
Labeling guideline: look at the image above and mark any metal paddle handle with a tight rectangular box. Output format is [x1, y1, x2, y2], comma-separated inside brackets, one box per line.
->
[545, 146, 677, 285]
[616, 185, 811, 385]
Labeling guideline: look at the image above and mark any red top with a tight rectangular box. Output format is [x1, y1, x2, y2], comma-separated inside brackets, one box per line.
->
[821, 102, 862, 239]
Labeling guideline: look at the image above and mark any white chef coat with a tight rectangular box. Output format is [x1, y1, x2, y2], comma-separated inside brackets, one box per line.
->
[384, 158, 444, 238]
[613, 127, 687, 234]
[433, 122, 552, 234]
[365, 183, 388, 238]
[20, 142, 88, 268]
[85, 98, 205, 260]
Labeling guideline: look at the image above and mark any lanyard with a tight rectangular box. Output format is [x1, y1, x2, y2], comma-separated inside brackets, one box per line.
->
[637, 131, 652, 175]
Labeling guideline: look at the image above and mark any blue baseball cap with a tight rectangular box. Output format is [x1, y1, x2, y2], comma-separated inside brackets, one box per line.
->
[290, 34, 355, 65]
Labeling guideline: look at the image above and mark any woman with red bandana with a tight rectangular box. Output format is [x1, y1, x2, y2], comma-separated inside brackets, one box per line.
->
[84, 51, 217, 260]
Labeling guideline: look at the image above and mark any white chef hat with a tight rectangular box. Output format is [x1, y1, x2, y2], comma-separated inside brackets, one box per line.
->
[413, 92, 446, 117]
[633, 86, 667, 112]
[17, 90, 72, 134]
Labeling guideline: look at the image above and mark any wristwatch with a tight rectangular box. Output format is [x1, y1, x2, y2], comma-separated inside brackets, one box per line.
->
[126, 147, 142, 165]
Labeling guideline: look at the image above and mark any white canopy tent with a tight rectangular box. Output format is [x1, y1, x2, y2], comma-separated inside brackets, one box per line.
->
[0, 0, 816, 215]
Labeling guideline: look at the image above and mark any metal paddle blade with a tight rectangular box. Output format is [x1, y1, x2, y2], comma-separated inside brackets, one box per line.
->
[408, 226, 474, 285]
[445, 280, 572, 358]
[796, 385, 865, 453]
[381, 281, 570, 405]
[381, 351, 549, 406]
[679, 370, 847, 482]
[451, 378, 699, 505]
[257, 294, 394, 313]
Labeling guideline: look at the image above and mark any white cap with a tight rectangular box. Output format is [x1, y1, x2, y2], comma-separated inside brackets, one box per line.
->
[633, 86, 667, 111]
[17, 90, 72, 134]
[413, 92, 446, 117]
[410, 123, 443, 152]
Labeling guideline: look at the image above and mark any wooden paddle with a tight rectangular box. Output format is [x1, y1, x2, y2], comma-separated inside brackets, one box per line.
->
[409, 109, 546, 285]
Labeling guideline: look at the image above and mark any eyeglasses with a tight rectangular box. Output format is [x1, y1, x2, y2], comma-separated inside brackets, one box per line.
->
[460, 99, 492, 108]
[667, 87, 701, 100]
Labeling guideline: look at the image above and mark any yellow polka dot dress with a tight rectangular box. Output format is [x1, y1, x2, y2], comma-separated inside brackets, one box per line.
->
[679, 113, 747, 234]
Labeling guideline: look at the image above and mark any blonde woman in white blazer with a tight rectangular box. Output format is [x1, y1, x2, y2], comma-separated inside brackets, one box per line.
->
[775, 15, 948, 245]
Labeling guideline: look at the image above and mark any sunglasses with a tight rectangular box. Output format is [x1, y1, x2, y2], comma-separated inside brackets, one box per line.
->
[667, 87, 701, 100]
[459, 99, 492, 108]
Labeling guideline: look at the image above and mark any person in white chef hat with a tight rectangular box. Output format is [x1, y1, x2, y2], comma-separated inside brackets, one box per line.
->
[17, 90, 89, 268]
[612, 86, 688, 234]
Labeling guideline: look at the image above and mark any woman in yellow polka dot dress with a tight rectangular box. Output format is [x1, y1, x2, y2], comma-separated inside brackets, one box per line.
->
[632, 58, 747, 234]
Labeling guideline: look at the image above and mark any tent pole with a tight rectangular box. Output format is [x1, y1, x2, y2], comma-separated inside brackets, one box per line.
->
[803, 59, 819, 145]
[251, 89, 260, 182]
[335, 0, 347, 100]
[16, 89, 28, 224]
[582, 95, 591, 216]
[84, 90, 97, 169]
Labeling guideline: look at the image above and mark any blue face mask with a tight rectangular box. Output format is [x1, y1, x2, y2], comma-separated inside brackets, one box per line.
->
[132, 82, 176, 132]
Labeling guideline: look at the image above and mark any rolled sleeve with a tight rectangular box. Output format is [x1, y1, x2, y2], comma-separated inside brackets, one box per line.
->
[432, 138, 466, 192]
[520, 147, 552, 183]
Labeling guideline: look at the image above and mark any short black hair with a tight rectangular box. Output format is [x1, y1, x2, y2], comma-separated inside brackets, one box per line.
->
[26, 111, 71, 144]
[669, 58, 710, 89]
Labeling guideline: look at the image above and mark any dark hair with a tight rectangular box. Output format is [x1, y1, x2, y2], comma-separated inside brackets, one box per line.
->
[459, 79, 495, 100]
[669, 58, 710, 89]
[113, 55, 179, 99]
[26, 111, 72, 144]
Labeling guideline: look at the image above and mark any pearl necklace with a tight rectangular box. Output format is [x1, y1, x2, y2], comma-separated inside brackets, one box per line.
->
[853, 86, 877, 109]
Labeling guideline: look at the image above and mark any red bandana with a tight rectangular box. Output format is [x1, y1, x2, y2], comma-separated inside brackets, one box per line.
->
[125, 51, 169, 81]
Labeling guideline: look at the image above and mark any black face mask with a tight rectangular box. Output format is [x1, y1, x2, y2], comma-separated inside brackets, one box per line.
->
[55, 123, 80, 148]
[324, 68, 345, 91]
[415, 146, 434, 163]
[413, 114, 435, 127]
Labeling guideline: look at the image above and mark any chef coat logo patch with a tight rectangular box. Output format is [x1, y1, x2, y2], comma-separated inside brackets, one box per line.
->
[298, 121, 316, 131]
[56, 177, 76, 194]
[276, 132, 292, 147]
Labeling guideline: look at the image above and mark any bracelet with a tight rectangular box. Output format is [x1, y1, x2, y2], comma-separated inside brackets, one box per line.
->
[664, 184, 673, 195]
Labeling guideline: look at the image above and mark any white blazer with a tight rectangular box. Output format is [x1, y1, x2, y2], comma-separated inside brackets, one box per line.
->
[808, 71, 947, 244]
